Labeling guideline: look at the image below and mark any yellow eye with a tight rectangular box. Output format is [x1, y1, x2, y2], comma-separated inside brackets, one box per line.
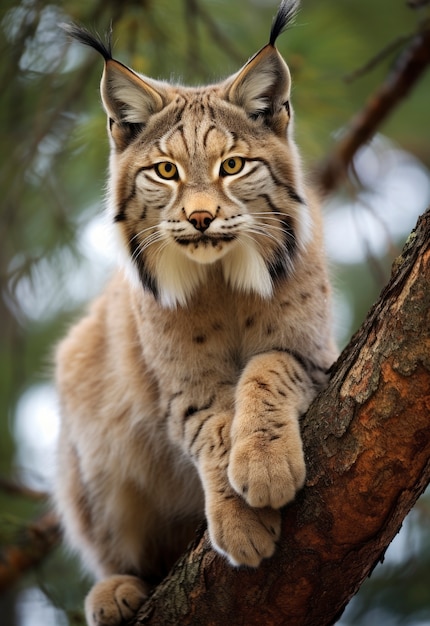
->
[154, 162, 179, 180]
[220, 157, 245, 176]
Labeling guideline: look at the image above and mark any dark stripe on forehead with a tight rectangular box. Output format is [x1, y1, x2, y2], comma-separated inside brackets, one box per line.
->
[218, 129, 248, 156]
[152, 98, 186, 137]
[226, 131, 243, 154]
[172, 101, 187, 126]
[166, 123, 189, 154]
[153, 139, 169, 157]
[184, 97, 206, 115]
[206, 101, 217, 122]
[203, 125, 218, 149]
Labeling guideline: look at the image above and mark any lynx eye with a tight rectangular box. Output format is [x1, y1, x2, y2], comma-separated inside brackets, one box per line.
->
[220, 157, 245, 176]
[154, 162, 179, 180]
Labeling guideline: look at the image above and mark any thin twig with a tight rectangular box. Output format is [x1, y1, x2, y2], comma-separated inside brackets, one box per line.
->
[316, 24, 430, 196]
[407, 0, 430, 8]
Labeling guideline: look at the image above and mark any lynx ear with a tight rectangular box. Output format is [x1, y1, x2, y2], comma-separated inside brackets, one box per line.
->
[60, 23, 166, 148]
[226, 0, 298, 132]
[226, 45, 291, 128]
[100, 60, 165, 125]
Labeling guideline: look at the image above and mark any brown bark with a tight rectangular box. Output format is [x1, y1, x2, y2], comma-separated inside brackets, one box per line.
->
[133, 208, 430, 626]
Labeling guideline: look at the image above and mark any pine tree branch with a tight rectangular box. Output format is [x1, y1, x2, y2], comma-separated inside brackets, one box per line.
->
[0, 477, 48, 502]
[131, 207, 430, 625]
[316, 24, 430, 195]
[0, 511, 61, 592]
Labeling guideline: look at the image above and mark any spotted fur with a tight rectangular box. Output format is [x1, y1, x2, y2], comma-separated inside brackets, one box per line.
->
[55, 2, 337, 625]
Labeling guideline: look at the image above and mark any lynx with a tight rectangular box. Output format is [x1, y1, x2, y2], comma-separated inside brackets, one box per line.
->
[55, 1, 337, 624]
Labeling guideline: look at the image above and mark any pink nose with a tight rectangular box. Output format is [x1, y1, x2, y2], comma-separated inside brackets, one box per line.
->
[188, 211, 214, 232]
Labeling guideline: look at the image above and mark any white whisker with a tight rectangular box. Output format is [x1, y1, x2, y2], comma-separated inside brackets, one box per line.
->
[251, 223, 288, 237]
[130, 232, 165, 263]
[242, 227, 283, 247]
[129, 224, 159, 242]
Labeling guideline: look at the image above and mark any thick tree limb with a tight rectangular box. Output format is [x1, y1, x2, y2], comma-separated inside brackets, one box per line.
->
[316, 25, 430, 195]
[133, 208, 430, 625]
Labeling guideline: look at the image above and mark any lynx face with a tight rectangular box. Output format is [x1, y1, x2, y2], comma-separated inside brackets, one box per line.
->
[109, 92, 310, 307]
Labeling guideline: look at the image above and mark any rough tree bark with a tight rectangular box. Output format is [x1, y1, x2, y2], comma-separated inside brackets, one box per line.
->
[131, 208, 430, 626]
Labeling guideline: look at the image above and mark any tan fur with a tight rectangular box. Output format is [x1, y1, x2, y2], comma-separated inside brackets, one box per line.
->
[55, 3, 337, 624]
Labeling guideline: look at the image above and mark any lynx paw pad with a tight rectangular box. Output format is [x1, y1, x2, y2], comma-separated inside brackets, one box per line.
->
[85, 575, 148, 626]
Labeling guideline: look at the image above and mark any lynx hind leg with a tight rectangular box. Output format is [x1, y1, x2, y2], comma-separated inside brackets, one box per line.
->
[85, 575, 149, 626]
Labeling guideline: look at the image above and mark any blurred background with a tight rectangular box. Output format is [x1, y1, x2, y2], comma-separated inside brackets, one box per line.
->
[0, 0, 429, 624]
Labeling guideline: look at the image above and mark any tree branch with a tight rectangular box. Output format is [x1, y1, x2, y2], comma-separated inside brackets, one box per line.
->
[0, 477, 47, 502]
[316, 24, 430, 195]
[132, 208, 430, 625]
[0, 511, 61, 592]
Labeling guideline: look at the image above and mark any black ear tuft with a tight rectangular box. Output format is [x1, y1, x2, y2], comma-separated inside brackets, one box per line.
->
[60, 22, 113, 61]
[269, 0, 300, 47]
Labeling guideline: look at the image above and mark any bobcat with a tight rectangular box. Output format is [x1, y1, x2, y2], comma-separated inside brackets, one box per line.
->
[55, 1, 337, 624]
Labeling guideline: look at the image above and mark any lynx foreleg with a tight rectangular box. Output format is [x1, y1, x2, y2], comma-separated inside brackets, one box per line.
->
[228, 350, 314, 509]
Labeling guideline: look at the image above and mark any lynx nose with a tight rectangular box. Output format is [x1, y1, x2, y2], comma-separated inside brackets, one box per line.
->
[188, 210, 214, 233]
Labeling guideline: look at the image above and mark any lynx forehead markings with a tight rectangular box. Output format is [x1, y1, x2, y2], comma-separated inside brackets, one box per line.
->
[55, 2, 338, 625]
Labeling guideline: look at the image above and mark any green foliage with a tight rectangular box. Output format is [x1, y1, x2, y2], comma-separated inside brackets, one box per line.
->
[1, 0, 429, 624]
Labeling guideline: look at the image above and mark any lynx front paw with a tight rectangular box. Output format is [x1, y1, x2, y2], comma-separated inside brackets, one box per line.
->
[228, 434, 306, 509]
[208, 495, 281, 567]
[85, 575, 148, 626]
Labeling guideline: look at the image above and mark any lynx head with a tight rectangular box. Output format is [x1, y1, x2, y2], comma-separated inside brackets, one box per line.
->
[62, 0, 311, 308]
